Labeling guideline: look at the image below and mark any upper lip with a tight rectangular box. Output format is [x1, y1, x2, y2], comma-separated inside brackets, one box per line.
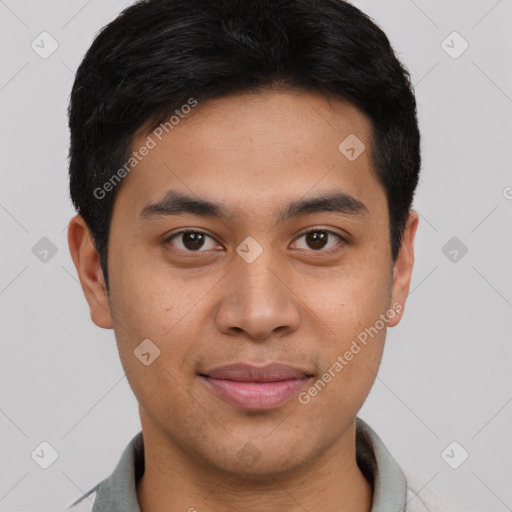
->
[200, 363, 313, 382]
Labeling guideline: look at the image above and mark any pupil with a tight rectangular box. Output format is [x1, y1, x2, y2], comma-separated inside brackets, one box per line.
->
[183, 232, 204, 250]
[307, 231, 327, 250]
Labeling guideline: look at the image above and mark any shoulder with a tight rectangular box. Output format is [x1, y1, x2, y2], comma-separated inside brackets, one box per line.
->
[405, 486, 436, 512]
[65, 488, 99, 512]
[63, 431, 144, 512]
[405, 474, 460, 512]
[64, 475, 111, 512]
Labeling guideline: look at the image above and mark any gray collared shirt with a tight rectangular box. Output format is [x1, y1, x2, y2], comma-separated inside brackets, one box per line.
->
[66, 417, 438, 512]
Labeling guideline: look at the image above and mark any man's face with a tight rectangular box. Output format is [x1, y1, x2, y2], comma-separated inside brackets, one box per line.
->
[72, 89, 416, 476]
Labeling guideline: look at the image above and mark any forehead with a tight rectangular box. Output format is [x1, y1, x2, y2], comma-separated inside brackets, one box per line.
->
[112, 89, 385, 224]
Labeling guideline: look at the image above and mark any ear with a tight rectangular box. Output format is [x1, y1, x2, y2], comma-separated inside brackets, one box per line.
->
[67, 214, 113, 329]
[387, 210, 419, 327]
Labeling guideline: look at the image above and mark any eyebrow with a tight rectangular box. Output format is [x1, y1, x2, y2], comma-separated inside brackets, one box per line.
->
[139, 189, 369, 224]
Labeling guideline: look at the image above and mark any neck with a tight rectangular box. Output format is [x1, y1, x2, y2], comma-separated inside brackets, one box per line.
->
[136, 419, 373, 512]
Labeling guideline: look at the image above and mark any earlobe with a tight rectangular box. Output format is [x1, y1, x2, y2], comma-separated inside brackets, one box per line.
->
[67, 215, 113, 329]
[388, 210, 419, 327]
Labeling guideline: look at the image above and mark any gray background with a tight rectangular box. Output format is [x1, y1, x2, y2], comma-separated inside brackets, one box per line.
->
[1, 0, 511, 510]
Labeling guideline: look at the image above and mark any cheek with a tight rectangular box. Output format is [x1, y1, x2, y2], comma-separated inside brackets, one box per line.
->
[109, 247, 208, 337]
[108, 270, 202, 420]
[107, 256, 203, 383]
[303, 249, 391, 402]
[299, 305, 386, 424]
[312, 258, 392, 344]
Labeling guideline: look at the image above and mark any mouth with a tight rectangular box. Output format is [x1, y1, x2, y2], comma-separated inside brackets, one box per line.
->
[199, 363, 314, 411]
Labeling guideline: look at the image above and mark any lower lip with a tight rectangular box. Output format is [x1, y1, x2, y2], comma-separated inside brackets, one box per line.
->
[200, 376, 310, 410]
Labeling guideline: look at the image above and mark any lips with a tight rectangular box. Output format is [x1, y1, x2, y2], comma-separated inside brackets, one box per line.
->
[199, 363, 313, 410]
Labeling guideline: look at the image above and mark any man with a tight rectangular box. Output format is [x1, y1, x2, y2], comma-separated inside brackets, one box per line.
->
[65, 0, 450, 510]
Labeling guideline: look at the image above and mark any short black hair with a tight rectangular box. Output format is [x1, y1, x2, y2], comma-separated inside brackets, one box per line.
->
[68, 0, 421, 291]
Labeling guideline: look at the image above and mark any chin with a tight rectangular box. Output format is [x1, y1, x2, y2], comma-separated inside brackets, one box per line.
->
[220, 455, 308, 482]
[198, 435, 316, 481]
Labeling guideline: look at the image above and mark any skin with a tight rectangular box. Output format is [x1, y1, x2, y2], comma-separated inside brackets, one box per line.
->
[68, 89, 418, 512]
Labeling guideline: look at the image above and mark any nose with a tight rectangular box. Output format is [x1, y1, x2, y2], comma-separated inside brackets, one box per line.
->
[215, 249, 301, 341]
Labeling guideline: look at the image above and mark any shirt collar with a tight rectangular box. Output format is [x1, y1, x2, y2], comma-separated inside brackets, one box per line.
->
[355, 417, 407, 511]
[88, 417, 406, 512]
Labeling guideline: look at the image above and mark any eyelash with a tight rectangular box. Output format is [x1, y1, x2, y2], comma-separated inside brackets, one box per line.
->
[164, 227, 347, 254]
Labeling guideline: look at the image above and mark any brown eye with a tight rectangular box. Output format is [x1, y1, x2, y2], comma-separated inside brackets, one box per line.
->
[166, 230, 220, 252]
[292, 229, 345, 252]
[305, 231, 328, 250]
[182, 232, 206, 250]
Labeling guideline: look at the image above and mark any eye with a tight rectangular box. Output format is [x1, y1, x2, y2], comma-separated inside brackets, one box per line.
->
[165, 229, 221, 252]
[291, 229, 346, 252]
